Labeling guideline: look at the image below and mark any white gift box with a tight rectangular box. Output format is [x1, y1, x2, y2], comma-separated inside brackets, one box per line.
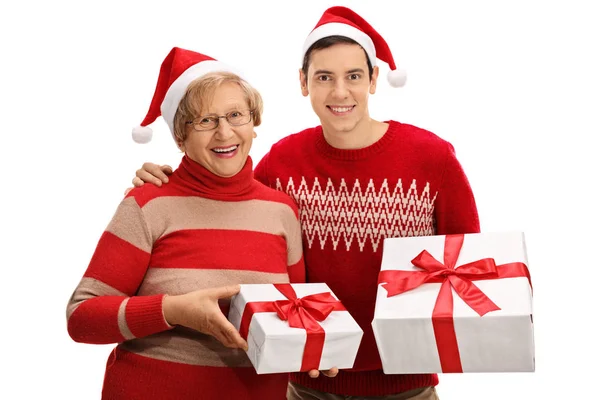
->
[372, 232, 534, 374]
[228, 283, 363, 374]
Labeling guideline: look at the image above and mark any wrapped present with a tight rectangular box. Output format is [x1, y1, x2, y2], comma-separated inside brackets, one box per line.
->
[228, 283, 363, 374]
[372, 232, 534, 373]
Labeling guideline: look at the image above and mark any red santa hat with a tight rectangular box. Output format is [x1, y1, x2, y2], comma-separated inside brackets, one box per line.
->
[302, 6, 407, 88]
[132, 47, 243, 144]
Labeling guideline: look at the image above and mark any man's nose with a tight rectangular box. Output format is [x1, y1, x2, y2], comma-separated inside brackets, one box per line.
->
[332, 80, 350, 98]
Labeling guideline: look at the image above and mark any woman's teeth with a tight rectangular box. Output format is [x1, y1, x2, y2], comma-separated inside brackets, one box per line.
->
[212, 145, 238, 153]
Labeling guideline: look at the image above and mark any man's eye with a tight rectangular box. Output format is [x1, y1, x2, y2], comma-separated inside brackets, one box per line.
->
[349, 74, 361, 80]
[317, 75, 330, 81]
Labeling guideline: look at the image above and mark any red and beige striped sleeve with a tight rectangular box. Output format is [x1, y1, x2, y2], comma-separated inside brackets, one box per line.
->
[66, 196, 171, 344]
[282, 201, 305, 284]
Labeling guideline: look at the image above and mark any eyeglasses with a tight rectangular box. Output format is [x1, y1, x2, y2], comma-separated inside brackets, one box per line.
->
[186, 110, 254, 131]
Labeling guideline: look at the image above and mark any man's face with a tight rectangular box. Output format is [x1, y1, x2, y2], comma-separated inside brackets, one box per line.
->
[300, 43, 378, 135]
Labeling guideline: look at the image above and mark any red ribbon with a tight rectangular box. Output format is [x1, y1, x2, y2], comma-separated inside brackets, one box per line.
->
[238, 283, 346, 371]
[378, 234, 531, 372]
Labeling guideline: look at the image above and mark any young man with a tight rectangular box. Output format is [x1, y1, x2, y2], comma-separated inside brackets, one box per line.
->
[132, 6, 480, 400]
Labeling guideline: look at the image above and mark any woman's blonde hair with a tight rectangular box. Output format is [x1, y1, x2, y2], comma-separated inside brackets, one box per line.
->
[173, 72, 263, 144]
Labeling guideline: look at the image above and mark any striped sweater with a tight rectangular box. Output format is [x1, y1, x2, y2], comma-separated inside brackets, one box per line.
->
[67, 155, 304, 400]
[254, 121, 480, 397]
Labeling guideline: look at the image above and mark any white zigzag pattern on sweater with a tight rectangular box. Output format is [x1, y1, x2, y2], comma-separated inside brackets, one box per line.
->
[276, 177, 437, 252]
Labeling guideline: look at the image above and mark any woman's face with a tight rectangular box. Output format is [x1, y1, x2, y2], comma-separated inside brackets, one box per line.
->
[180, 82, 256, 177]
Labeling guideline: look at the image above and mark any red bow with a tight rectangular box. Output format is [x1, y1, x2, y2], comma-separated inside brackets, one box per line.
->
[381, 234, 501, 316]
[273, 283, 338, 329]
[239, 283, 345, 371]
[378, 234, 531, 372]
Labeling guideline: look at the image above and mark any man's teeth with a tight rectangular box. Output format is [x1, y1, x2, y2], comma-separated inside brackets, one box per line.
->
[213, 145, 238, 153]
[331, 106, 353, 112]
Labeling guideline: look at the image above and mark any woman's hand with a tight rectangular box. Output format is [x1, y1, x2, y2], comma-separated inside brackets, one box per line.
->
[163, 285, 248, 350]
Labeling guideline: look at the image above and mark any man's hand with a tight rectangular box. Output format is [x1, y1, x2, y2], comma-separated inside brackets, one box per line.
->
[308, 367, 339, 378]
[163, 285, 247, 350]
[124, 163, 174, 195]
[133, 163, 174, 187]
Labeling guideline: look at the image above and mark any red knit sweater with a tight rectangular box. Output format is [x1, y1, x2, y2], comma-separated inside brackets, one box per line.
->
[254, 121, 480, 396]
[67, 155, 304, 400]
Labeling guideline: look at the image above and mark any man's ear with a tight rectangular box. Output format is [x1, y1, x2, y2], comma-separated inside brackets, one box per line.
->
[299, 68, 309, 97]
[370, 66, 379, 95]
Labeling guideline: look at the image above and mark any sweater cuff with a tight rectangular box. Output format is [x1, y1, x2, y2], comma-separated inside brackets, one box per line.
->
[125, 294, 173, 338]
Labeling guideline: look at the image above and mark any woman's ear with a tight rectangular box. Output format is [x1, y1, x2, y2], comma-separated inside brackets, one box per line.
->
[252, 131, 257, 139]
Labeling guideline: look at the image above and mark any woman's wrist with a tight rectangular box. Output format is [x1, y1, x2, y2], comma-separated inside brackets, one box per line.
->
[162, 294, 180, 326]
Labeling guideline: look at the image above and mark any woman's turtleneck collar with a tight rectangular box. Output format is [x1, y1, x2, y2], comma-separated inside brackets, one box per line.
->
[175, 154, 255, 198]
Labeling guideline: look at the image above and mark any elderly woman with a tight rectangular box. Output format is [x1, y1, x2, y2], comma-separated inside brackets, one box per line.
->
[66, 47, 305, 400]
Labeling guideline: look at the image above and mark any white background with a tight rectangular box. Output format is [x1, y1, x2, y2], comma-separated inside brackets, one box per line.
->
[1, 0, 598, 399]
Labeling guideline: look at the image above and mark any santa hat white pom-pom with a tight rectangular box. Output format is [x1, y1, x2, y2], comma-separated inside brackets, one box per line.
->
[132, 126, 153, 144]
[387, 69, 407, 88]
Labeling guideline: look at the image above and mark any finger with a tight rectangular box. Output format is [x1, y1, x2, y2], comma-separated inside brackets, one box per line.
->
[142, 162, 170, 183]
[131, 176, 145, 187]
[135, 169, 163, 187]
[160, 165, 174, 176]
[211, 329, 237, 349]
[321, 367, 338, 378]
[223, 326, 248, 351]
[308, 369, 320, 378]
[213, 314, 247, 350]
[210, 284, 241, 300]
